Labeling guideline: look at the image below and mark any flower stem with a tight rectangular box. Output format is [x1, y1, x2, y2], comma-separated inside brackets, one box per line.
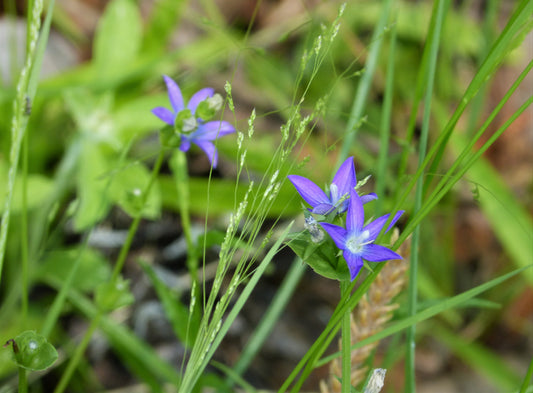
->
[18, 367, 27, 393]
[111, 149, 166, 281]
[53, 315, 101, 393]
[169, 151, 197, 281]
[341, 280, 351, 393]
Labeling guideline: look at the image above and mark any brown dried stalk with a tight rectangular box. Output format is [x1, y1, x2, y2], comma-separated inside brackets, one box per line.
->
[320, 233, 411, 393]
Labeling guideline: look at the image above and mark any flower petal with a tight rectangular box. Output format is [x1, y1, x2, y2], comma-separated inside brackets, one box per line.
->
[287, 175, 330, 208]
[346, 189, 364, 232]
[363, 214, 389, 241]
[386, 210, 405, 232]
[364, 210, 405, 241]
[360, 193, 378, 204]
[163, 75, 184, 113]
[311, 203, 336, 215]
[361, 244, 402, 262]
[193, 121, 235, 140]
[319, 222, 347, 250]
[344, 251, 364, 281]
[188, 87, 214, 114]
[151, 107, 175, 125]
[332, 157, 356, 199]
[195, 140, 218, 167]
[180, 137, 191, 152]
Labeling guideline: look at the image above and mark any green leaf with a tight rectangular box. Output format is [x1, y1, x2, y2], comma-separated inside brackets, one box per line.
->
[6, 331, 58, 371]
[93, 0, 142, 79]
[73, 141, 112, 231]
[287, 232, 350, 281]
[159, 175, 301, 217]
[0, 162, 53, 213]
[95, 277, 135, 312]
[108, 161, 162, 219]
[38, 247, 112, 293]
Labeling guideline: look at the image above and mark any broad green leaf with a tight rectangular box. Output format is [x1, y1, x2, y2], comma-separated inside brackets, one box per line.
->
[73, 142, 112, 230]
[7, 331, 58, 371]
[95, 276, 135, 312]
[287, 232, 349, 281]
[159, 176, 301, 217]
[93, 0, 142, 79]
[0, 161, 53, 213]
[108, 161, 162, 219]
[38, 247, 112, 293]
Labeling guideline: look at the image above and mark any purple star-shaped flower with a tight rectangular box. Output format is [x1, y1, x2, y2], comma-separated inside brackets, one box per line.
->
[320, 189, 404, 281]
[152, 75, 235, 167]
[287, 157, 377, 215]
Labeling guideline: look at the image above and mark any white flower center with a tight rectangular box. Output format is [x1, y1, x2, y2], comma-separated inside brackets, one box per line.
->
[345, 230, 370, 254]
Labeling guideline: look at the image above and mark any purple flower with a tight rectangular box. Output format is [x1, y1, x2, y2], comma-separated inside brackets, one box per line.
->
[287, 157, 377, 215]
[320, 189, 404, 281]
[152, 75, 235, 167]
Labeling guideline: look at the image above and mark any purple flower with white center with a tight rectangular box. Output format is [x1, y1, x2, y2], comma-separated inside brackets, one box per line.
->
[152, 75, 235, 167]
[287, 157, 377, 215]
[320, 189, 404, 281]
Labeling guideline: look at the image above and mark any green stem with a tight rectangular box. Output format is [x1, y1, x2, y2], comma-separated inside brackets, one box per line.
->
[405, 1, 447, 391]
[341, 280, 351, 393]
[375, 13, 397, 216]
[53, 149, 165, 392]
[169, 151, 197, 281]
[111, 149, 165, 281]
[0, 0, 43, 285]
[21, 120, 29, 324]
[53, 315, 101, 393]
[337, 0, 391, 166]
[18, 367, 27, 393]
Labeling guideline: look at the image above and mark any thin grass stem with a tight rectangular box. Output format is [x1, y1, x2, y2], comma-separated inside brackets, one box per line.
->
[0, 0, 43, 285]
[52, 315, 101, 393]
[337, 0, 392, 166]
[405, 1, 447, 390]
[111, 149, 165, 281]
[341, 280, 351, 393]
[375, 11, 397, 216]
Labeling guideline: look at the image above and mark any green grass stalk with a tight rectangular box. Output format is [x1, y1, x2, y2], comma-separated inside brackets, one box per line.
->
[53, 315, 101, 393]
[317, 266, 529, 367]
[375, 11, 397, 216]
[341, 280, 352, 393]
[337, 0, 392, 166]
[41, 236, 90, 338]
[396, 60, 533, 247]
[20, 124, 29, 323]
[281, 265, 386, 393]
[405, 0, 447, 390]
[0, 0, 43, 285]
